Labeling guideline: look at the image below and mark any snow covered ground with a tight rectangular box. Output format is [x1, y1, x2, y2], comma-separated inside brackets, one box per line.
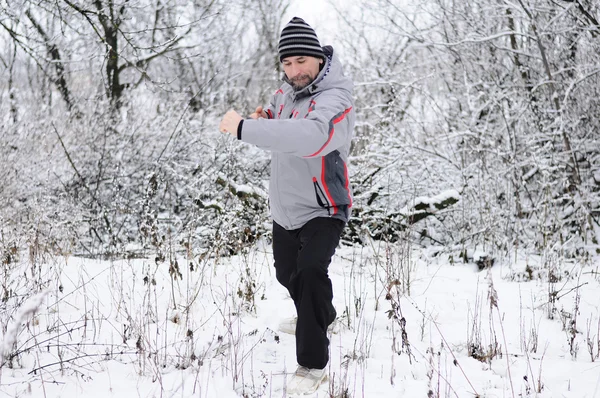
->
[1, 239, 599, 397]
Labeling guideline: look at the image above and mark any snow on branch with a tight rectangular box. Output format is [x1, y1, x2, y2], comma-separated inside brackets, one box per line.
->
[400, 189, 461, 225]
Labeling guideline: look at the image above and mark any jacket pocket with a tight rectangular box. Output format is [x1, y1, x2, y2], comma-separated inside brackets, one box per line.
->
[312, 177, 331, 215]
[321, 151, 352, 213]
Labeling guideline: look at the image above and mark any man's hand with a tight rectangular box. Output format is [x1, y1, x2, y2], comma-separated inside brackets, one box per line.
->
[219, 109, 243, 136]
[250, 106, 268, 120]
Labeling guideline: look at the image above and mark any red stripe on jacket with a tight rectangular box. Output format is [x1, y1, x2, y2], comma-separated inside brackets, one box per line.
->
[306, 100, 317, 116]
[321, 157, 338, 215]
[304, 107, 352, 158]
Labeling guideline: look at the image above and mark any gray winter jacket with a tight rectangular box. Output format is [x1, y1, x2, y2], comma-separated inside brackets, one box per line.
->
[240, 46, 355, 230]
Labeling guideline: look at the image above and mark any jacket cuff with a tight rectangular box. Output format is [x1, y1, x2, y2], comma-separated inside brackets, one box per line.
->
[237, 119, 244, 140]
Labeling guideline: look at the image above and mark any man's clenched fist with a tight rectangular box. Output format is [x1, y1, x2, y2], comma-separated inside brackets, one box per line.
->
[219, 109, 243, 136]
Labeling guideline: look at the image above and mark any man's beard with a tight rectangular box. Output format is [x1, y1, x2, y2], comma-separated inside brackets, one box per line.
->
[290, 74, 314, 91]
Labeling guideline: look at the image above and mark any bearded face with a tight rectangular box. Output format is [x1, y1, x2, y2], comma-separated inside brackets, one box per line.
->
[289, 73, 314, 90]
[282, 56, 323, 91]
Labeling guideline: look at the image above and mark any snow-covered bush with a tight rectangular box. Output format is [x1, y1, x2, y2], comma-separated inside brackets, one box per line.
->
[342, 0, 600, 257]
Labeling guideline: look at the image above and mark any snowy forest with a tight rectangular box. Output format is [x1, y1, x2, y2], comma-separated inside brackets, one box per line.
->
[1, 0, 600, 397]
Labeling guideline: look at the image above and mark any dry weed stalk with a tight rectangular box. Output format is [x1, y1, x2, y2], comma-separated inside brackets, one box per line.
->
[487, 271, 515, 398]
[585, 316, 600, 362]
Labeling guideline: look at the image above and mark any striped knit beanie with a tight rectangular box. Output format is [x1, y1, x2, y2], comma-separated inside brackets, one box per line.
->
[278, 17, 325, 62]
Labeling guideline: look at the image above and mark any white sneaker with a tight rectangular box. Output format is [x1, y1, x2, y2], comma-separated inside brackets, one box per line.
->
[278, 317, 341, 335]
[287, 366, 326, 395]
[278, 317, 297, 335]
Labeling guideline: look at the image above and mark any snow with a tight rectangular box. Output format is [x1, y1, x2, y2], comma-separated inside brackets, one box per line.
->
[1, 242, 599, 397]
[425, 189, 461, 205]
[2, 0, 600, 396]
[218, 174, 268, 199]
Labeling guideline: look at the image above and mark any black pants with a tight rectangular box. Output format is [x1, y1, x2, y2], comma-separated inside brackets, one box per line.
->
[273, 217, 345, 370]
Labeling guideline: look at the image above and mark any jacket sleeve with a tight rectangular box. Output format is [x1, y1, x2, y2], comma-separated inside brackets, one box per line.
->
[240, 90, 354, 158]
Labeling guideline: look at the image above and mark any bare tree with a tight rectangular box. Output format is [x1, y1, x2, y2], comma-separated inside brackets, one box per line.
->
[59, 0, 202, 107]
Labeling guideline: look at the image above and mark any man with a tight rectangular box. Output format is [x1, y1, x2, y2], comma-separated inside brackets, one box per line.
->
[219, 17, 355, 395]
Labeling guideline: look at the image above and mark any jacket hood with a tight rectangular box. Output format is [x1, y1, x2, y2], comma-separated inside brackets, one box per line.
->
[283, 46, 353, 101]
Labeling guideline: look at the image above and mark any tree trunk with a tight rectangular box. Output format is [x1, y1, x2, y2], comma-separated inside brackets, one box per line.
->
[95, 0, 124, 107]
[8, 43, 17, 124]
[25, 9, 74, 112]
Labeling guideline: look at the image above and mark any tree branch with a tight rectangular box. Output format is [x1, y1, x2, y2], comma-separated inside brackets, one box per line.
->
[62, 0, 106, 43]
[0, 20, 55, 82]
[562, 0, 600, 37]
[518, 0, 581, 186]
[117, 27, 192, 73]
